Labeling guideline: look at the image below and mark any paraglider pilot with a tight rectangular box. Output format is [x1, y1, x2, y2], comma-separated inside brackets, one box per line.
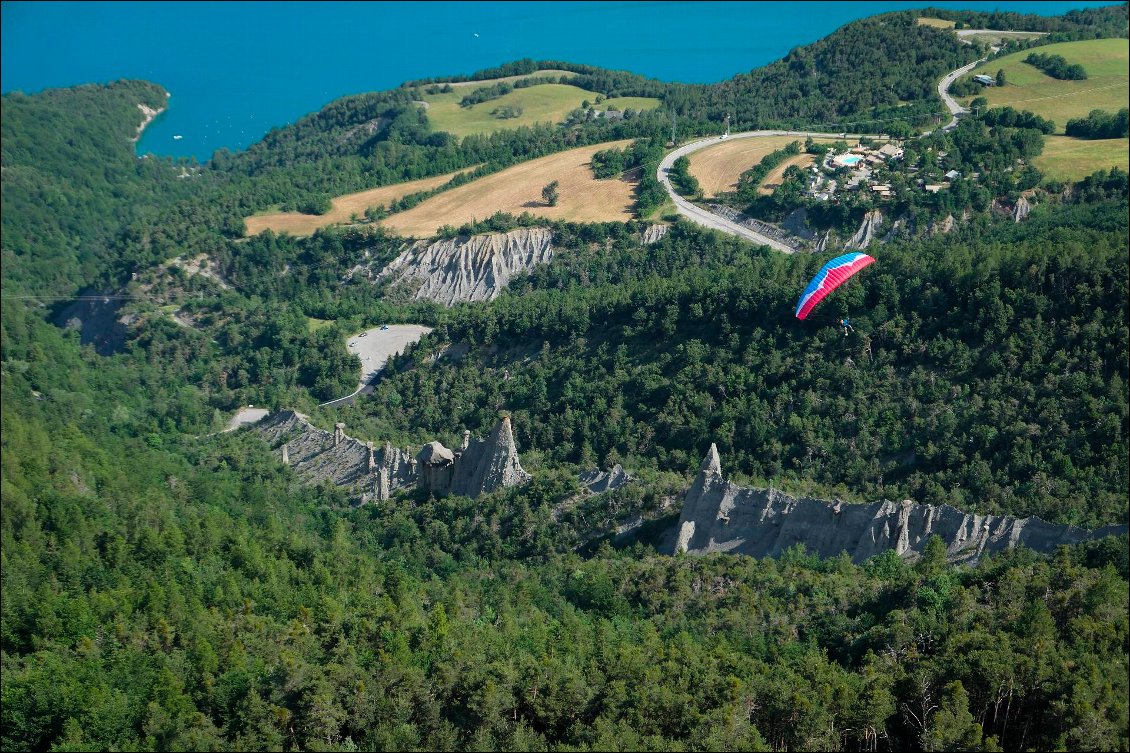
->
[794, 252, 876, 326]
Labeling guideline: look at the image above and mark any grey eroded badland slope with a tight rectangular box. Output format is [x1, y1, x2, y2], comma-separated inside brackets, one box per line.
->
[254, 410, 529, 502]
[670, 445, 1127, 564]
[373, 227, 554, 306]
[353, 224, 672, 306]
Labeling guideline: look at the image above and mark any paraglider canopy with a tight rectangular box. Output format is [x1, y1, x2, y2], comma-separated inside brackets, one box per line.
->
[795, 252, 876, 320]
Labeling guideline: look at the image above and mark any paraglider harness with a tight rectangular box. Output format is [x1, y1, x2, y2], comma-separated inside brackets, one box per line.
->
[841, 317, 854, 336]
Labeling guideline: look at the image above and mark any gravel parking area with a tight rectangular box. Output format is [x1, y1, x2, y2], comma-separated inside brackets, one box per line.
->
[346, 324, 433, 392]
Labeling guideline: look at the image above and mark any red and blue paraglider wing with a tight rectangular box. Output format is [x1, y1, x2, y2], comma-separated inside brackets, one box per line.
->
[795, 252, 876, 320]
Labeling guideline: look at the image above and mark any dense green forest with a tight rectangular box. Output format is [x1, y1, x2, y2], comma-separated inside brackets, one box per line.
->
[334, 194, 1129, 529]
[0, 80, 195, 296]
[3, 5, 1129, 751]
[2, 303, 1128, 751]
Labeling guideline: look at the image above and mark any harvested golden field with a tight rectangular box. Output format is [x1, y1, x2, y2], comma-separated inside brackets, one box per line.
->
[379, 140, 636, 238]
[243, 168, 474, 236]
[916, 17, 956, 29]
[689, 136, 844, 197]
[758, 154, 817, 195]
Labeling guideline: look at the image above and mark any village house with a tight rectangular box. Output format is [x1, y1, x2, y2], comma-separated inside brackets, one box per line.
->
[593, 109, 623, 121]
[877, 143, 903, 159]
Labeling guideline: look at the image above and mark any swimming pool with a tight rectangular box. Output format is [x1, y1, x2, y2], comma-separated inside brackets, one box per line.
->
[834, 154, 863, 167]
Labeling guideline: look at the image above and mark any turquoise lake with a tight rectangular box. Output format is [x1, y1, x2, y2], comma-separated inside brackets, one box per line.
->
[1, 1, 1117, 161]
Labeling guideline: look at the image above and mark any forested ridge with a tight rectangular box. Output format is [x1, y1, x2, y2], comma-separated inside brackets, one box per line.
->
[0, 81, 194, 296]
[2, 5, 1129, 751]
[407, 6, 1127, 131]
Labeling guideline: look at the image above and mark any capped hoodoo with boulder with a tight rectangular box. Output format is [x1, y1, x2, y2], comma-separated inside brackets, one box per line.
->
[254, 410, 529, 502]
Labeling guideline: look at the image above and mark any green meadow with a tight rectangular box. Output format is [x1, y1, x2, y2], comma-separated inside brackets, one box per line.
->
[420, 79, 659, 138]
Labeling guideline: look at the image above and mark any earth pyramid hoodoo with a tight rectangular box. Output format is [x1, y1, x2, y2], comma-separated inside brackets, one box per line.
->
[255, 410, 530, 502]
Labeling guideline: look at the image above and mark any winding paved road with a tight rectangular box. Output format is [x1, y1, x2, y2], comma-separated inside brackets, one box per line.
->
[658, 49, 999, 245]
[657, 130, 879, 252]
[937, 57, 988, 130]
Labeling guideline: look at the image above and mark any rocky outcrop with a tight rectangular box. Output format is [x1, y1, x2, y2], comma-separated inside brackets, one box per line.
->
[845, 209, 883, 249]
[579, 464, 633, 494]
[991, 196, 1032, 223]
[449, 415, 532, 497]
[929, 214, 957, 236]
[640, 224, 669, 245]
[252, 410, 529, 502]
[418, 441, 456, 494]
[670, 445, 1127, 564]
[133, 101, 166, 143]
[706, 204, 801, 251]
[813, 230, 835, 254]
[375, 227, 554, 306]
[1012, 195, 1031, 222]
[168, 253, 231, 290]
[340, 116, 392, 144]
[881, 215, 910, 243]
[256, 410, 416, 500]
[781, 208, 817, 241]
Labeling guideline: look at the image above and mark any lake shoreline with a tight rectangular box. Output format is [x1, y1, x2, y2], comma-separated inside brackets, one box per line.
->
[132, 93, 169, 150]
[19, 1, 1100, 162]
